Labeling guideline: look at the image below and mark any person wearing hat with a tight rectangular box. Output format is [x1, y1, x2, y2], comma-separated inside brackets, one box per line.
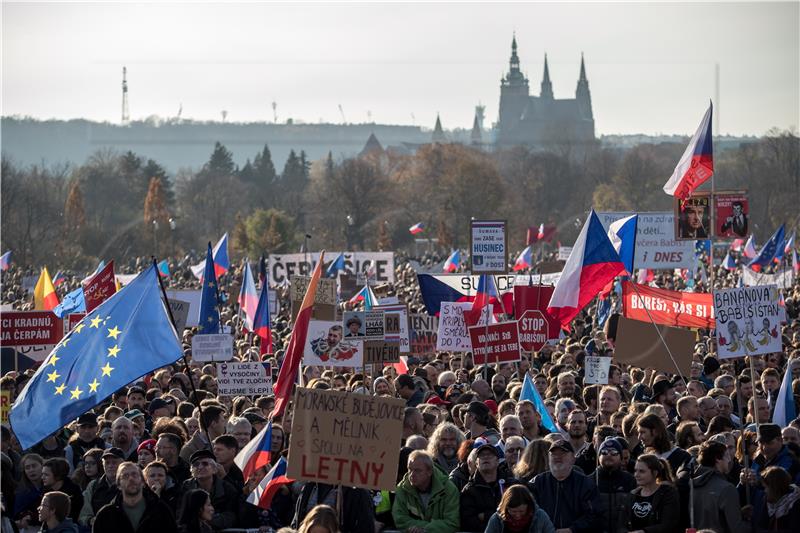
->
[650, 378, 678, 422]
[179, 450, 239, 530]
[77, 447, 124, 528]
[594, 437, 636, 533]
[463, 401, 500, 446]
[65, 412, 109, 472]
[136, 439, 157, 469]
[148, 397, 172, 421]
[345, 315, 364, 337]
[530, 439, 602, 533]
[460, 443, 518, 532]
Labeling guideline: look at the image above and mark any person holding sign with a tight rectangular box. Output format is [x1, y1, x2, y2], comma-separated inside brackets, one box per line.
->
[392, 450, 460, 533]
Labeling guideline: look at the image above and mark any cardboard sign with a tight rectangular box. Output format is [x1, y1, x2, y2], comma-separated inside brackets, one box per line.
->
[64, 313, 86, 336]
[674, 194, 711, 240]
[268, 289, 278, 316]
[83, 260, 117, 313]
[166, 290, 202, 327]
[584, 356, 612, 384]
[468, 321, 522, 364]
[290, 275, 337, 305]
[613, 316, 694, 375]
[304, 320, 364, 367]
[364, 341, 400, 365]
[513, 285, 559, 343]
[287, 387, 404, 490]
[517, 310, 549, 352]
[0, 390, 10, 424]
[436, 302, 472, 352]
[596, 212, 694, 269]
[270, 252, 396, 284]
[622, 282, 715, 329]
[714, 285, 783, 359]
[0, 311, 63, 347]
[166, 299, 191, 333]
[470, 220, 508, 274]
[714, 192, 749, 239]
[409, 314, 438, 355]
[216, 362, 273, 396]
[191, 333, 234, 362]
[375, 304, 410, 353]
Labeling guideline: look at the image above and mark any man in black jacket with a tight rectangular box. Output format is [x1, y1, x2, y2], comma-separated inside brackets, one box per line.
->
[593, 437, 635, 533]
[460, 443, 518, 532]
[179, 449, 240, 530]
[93, 462, 177, 533]
[291, 482, 374, 533]
[530, 439, 603, 533]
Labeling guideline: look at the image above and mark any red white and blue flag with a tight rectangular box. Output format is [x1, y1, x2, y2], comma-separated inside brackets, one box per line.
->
[349, 284, 378, 309]
[663, 102, 714, 200]
[722, 250, 737, 271]
[157, 259, 170, 278]
[443, 250, 461, 273]
[743, 235, 757, 259]
[409, 222, 425, 235]
[52, 270, 67, 287]
[547, 210, 625, 328]
[748, 225, 785, 272]
[246, 456, 293, 510]
[463, 274, 505, 327]
[253, 283, 273, 355]
[238, 261, 259, 331]
[417, 274, 514, 316]
[191, 233, 230, 280]
[0, 251, 10, 271]
[513, 246, 533, 271]
[235, 421, 273, 481]
[784, 232, 795, 255]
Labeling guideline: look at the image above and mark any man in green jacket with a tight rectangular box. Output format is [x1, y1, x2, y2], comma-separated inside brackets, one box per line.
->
[392, 450, 460, 533]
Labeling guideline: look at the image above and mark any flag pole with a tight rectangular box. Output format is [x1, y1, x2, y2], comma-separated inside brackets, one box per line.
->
[735, 374, 751, 506]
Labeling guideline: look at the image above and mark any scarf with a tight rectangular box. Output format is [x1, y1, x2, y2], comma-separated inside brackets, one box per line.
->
[504, 509, 534, 533]
[768, 485, 800, 519]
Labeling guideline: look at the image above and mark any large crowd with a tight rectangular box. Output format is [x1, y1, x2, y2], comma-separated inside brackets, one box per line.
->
[1, 252, 799, 533]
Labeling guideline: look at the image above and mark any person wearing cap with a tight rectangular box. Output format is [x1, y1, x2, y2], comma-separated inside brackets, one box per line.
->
[65, 412, 109, 472]
[460, 443, 518, 532]
[179, 450, 239, 530]
[529, 439, 602, 533]
[392, 450, 460, 533]
[136, 439, 157, 469]
[593, 437, 635, 533]
[78, 447, 124, 527]
[650, 379, 678, 423]
[463, 401, 500, 446]
[148, 397, 171, 421]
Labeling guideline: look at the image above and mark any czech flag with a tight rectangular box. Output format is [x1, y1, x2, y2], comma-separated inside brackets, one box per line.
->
[722, 251, 737, 271]
[785, 232, 795, 255]
[663, 102, 714, 200]
[743, 235, 757, 259]
[463, 274, 504, 327]
[156, 260, 170, 278]
[34, 267, 60, 311]
[349, 284, 378, 310]
[748, 225, 785, 272]
[443, 250, 461, 273]
[513, 246, 533, 271]
[191, 233, 230, 280]
[607, 214, 638, 274]
[772, 361, 797, 428]
[246, 456, 293, 510]
[730, 238, 744, 252]
[417, 274, 514, 316]
[409, 222, 425, 235]
[52, 270, 67, 287]
[235, 421, 273, 481]
[271, 252, 324, 419]
[0, 251, 10, 271]
[547, 210, 624, 328]
[82, 260, 105, 285]
[238, 261, 259, 331]
[253, 284, 273, 355]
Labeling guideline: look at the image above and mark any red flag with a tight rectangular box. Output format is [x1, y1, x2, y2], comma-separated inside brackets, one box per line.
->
[270, 251, 325, 420]
[83, 261, 117, 313]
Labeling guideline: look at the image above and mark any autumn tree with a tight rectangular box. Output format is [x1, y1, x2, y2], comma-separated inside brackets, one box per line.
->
[64, 179, 87, 233]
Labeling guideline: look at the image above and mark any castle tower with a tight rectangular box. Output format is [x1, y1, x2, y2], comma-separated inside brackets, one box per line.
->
[540, 54, 553, 100]
[498, 34, 530, 145]
[470, 112, 482, 146]
[576, 53, 593, 119]
[432, 114, 446, 143]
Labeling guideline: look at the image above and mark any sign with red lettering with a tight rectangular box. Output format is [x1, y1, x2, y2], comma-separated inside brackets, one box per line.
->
[513, 285, 560, 343]
[64, 313, 86, 336]
[0, 311, 63, 347]
[517, 310, 549, 352]
[622, 282, 715, 329]
[83, 261, 117, 313]
[287, 387, 404, 491]
[468, 321, 522, 364]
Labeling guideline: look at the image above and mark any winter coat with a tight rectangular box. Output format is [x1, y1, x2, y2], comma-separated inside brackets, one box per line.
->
[483, 506, 555, 533]
[594, 466, 636, 533]
[627, 484, 680, 533]
[756, 485, 800, 533]
[39, 518, 78, 533]
[79, 475, 118, 526]
[392, 464, 460, 533]
[292, 483, 374, 533]
[460, 471, 519, 532]
[677, 465, 748, 533]
[92, 489, 177, 533]
[448, 462, 471, 492]
[740, 446, 800, 528]
[529, 469, 603, 533]
[179, 476, 240, 531]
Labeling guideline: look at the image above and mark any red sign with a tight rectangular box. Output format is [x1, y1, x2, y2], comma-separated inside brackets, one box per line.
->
[83, 261, 117, 313]
[514, 285, 560, 340]
[622, 281, 715, 329]
[468, 321, 522, 365]
[518, 310, 549, 352]
[714, 192, 749, 240]
[64, 313, 86, 335]
[0, 311, 63, 347]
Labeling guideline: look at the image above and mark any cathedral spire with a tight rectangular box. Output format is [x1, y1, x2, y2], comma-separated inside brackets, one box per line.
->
[470, 113, 482, 145]
[540, 53, 553, 100]
[509, 33, 521, 75]
[579, 52, 587, 82]
[432, 114, 445, 143]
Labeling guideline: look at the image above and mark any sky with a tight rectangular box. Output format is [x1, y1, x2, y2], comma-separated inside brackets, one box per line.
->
[2, 1, 798, 135]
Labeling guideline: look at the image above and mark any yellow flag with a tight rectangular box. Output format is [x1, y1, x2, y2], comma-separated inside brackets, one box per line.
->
[34, 267, 59, 310]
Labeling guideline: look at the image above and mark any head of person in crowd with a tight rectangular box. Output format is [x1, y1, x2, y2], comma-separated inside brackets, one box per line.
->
[515, 399, 542, 436]
[637, 413, 672, 454]
[298, 504, 340, 533]
[499, 414, 523, 442]
[111, 415, 135, 451]
[758, 423, 786, 462]
[426, 422, 463, 462]
[748, 396, 771, 425]
[127, 386, 147, 412]
[503, 436, 525, 471]
[137, 439, 157, 469]
[102, 447, 125, 485]
[495, 484, 539, 531]
[597, 437, 624, 471]
[75, 412, 100, 444]
[226, 416, 252, 449]
[155, 432, 183, 466]
[697, 396, 719, 424]
[598, 386, 621, 421]
[761, 466, 795, 505]
[698, 440, 732, 475]
[676, 395, 699, 422]
[75, 448, 105, 488]
[395, 374, 417, 401]
[143, 460, 169, 496]
[37, 490, 72, 530]
[676, 421, 705, 449]
[651, 378, 677, 409]
[783, 426, 800, 447]
[547, 439, 575, 481]
[555, 397, 577, 427]
[199, 404, 227, 440]
[21, 452, 44, 490]
[41, 457, 71, 492]
[514, 439, 549, 481]
[178, 488, 215, 532]
[475, 443, 501, 481]
[634, 453, 673, 490]
[149, 397, 172, 420]
[189, 449, 218, 484]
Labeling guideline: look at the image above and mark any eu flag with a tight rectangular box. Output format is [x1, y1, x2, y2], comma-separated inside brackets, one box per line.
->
[198, 242, 220, 334]
[9, 265, 182, 450]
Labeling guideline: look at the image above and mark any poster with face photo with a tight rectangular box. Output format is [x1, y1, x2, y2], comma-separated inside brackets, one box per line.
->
[714, 192, 749, 239]
[303, 320, 364, 367]
[674, 193, 710, 240]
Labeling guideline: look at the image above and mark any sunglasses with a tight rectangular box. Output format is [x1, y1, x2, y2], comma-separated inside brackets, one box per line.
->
[599, 449, 620, 456]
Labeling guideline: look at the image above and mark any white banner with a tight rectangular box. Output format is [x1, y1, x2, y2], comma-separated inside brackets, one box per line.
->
[596, 211, 694, 269]
[269, 252, 395, 284]
[191, 334, 234, 362]
[436, 302, 472, 352]
[557, 246, 573, 261]
[584, 356, 611, 384]
[166, 290, 202, 327]
[303, 320, 364, 367]
[741, 268, 794, 288]
[714, 285, 783, 359]
[375, 304, 410, 353]
[216, 362, 273, 396]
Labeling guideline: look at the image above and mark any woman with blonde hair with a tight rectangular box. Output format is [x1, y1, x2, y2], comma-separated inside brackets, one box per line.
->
[514, 439, 550, 482]
[298, 504, 339, 533]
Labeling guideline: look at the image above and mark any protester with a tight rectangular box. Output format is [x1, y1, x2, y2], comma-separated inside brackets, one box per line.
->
[392, 450, 460, 533]
[37, 491, 79, 533]
[179, 450, 239, 530]
[41, 458, 83, 523]
[460, 443, 518, 532]
[298, 504, 339, 533]
[78, 447, 123, 527]
[628, 454, 680, 533]
[484, 484, 555, 533]
[593, 437, 636, 533]
[757, 466, 800, 532]
[177, 488, 214, 533]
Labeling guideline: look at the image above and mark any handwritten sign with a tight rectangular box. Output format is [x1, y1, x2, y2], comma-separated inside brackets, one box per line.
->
[0, 390, 10, 423]
[468, 321, 522, 364]
[364, 341, 400, 365]
[436, 302, 472, 352]
[191, 334, 234, 362]
[290, 275, 338, 306]
[584, 356, 611, 384]
[216, 362, 272, 396]
[287, 387, 404, 490]
[714, 285, 782, 359]
[375, 304, 410, 353]
[409, 314, 438, 355]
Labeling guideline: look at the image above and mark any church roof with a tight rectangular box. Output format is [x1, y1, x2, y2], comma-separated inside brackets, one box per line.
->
[359, 132, 384, 157]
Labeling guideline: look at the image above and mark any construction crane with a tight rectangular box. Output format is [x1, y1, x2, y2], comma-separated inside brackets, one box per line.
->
[121, 66, 130, 125]
[175, 104, 182, 123]
[271, 101, 278, 123]
[338, 104, 347, 124]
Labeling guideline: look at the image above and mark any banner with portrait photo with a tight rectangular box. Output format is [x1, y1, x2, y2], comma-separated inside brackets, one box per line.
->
[674, 193, 710, 240]
[714, 192, 749, 239]
[303, 320, 364, 367]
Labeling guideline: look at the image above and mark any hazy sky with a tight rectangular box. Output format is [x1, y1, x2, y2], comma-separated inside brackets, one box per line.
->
[2, 1, 798, 135]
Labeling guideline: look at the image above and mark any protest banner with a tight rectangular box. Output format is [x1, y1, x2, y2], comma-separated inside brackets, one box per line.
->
[470, 220, 507, 274]
[468, 321, 522, 364]
[674, 194, 711, 240]
[0, 311, 63, 347]
[291, 275, 336, 321]
[0, 390, 10, 424]
[613, 316, 694, 375]
[64, 313, 86, 336]
[622, 282, 715, 329]
[596, 212, 694, 269]
[191, 334, 234, 362]
[270, 252, 396, 284]
[167, 299, 191, 333]
[303, 320, 364, 367]
[83, 260, 117, 313]
[375, 304, 410, 353]
[742, 268, 794, 288]
[517, 311, 550, 352]
[513, 285, 560, 344]
[714, 285, 783, 359]
[216, 362, 273, 396]
[436, 302, 472, 352]
[428, 274, 518, 294]
[268, 289, 278, 316]
[166, 290, 202, 327]
[714, 192, 749, 239]
[584, 356, 612, 384]
[287, 387, 404, 490]
[342, 310, 385, 341]
[409, 314, 438, 355]
[557, 246, 573, 261]
[364, 341, 400, 365]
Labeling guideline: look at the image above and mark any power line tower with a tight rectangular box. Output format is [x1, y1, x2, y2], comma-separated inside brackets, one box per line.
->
[121, 66, 130, 125]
